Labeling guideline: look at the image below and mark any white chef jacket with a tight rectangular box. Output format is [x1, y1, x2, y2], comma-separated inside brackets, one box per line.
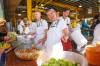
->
[35, 19, 48, 35]
[59, 17, 71, 25]
[18, 24, 24, 34]
[28, 22, 36, 33]
[92, 23, 100, 44]
[45, 19, 68, 56]
[17, 20, 25, 34]
[34, 19, 48, 49]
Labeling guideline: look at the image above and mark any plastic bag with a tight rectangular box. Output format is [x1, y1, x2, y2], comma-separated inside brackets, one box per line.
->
[71, 30, 87, 51]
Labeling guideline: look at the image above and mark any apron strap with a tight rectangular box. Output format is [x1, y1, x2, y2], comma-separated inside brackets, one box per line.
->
[49, 19, 60, 28]
[36, 19, 43, 27]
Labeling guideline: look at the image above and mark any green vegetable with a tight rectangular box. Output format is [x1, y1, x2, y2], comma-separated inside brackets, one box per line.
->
[0, 42, 4, 48]
[42, 58, 80, 66]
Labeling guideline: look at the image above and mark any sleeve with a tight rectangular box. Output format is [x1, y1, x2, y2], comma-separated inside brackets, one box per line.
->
[58, 20, 68, 31]
[94, 24, 100, 38]
[43, 20, 48, 30]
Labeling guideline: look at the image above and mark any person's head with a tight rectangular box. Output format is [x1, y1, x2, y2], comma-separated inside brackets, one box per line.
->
[46, 9, 57, 21]
[34, 11, 41, 20]
[62, 9, 70, 18]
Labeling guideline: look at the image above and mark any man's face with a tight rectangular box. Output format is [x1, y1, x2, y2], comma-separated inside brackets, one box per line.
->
[47, 10, 57, 21]
[34, 12, 41, 20]
[63, 11, 70, 17]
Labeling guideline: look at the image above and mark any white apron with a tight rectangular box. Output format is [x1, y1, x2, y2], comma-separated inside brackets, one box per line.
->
[34, 22, 46, 49]
[45, 23, 63, 57]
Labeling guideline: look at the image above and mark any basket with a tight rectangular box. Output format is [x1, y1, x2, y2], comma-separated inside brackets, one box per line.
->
[14, 46, 40, 60]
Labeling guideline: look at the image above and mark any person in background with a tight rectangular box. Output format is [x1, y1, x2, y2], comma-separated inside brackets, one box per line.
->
[0, 18, 7, 42]
[81, 19, 90, 38]
[5, 19, 13, 32]
[57, 9, 73, 51]
[34, 11, 48, 49]
[0, 18, 8, 66]
[25, 20, 36, 35]
[90, 14, 100, 36]
[17, 18, 25, 34]
[92, 15, 100, 44]
[59, 9, 72, 51]
[60, 9, 71, 27]
[44, 9, 69, 57]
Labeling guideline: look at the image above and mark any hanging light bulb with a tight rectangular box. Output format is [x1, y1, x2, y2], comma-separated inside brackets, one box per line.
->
[79, 4, 82, 7]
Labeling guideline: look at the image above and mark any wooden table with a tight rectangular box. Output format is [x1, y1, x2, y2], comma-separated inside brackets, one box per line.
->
[5, 50, 99, 66]
[6, 50, 37, 66]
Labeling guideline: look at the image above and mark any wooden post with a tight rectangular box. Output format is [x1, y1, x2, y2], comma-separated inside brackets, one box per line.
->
[27, 0, 32, 22]
[75, 8, 78, 20]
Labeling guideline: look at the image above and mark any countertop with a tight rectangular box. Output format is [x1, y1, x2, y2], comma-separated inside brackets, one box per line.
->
[6, 50, 37, 66]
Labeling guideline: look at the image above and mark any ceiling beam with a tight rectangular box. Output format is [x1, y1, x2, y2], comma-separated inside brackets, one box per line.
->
[49, 1, 82, 11]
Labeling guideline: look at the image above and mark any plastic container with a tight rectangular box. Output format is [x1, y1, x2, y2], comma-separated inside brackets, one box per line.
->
[86, 45, 100, 65]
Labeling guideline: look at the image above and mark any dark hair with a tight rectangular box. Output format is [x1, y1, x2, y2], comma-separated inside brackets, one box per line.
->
[47, 8, 56, 12]
[94, 14, 100, 19]
[63, 9, 70, 12]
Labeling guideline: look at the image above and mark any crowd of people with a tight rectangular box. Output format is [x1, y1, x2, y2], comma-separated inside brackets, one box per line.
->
[0, 8, 100, 55]
[15, 9, 87, 54]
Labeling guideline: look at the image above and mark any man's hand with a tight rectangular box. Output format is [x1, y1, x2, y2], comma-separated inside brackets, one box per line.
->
[61, 36, 68, 43]
[37, 38, 46, 45]
[62, 28, 69, 43]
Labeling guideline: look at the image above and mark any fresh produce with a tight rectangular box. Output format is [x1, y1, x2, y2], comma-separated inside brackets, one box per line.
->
[7, 32, 17, 40]
[3, 43, 11, 49]
[42, 58, 80, 66]
[0, 42, 11, 49]
[70, 20, 78, 28]
[0, 42, 4, 48]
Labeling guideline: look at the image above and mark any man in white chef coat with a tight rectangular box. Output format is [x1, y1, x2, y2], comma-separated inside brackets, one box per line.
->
[45, 9, 69, 57]
[92, 15, 100, 44]
[92, 23, 100, 44]
[60, 9, 71, 27]
[34, 11, 48, 49]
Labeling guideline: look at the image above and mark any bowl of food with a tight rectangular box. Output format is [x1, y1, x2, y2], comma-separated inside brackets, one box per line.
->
[37, 51, 88, 66]
[14, 46, 40, 60]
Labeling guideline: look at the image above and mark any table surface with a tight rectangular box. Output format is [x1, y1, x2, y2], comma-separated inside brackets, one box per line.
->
[5, 50, 99, 66]
[6, 50, 37, 66]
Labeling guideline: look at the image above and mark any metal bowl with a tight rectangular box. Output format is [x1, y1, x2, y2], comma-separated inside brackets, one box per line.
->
[37, 51, 88, 66]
